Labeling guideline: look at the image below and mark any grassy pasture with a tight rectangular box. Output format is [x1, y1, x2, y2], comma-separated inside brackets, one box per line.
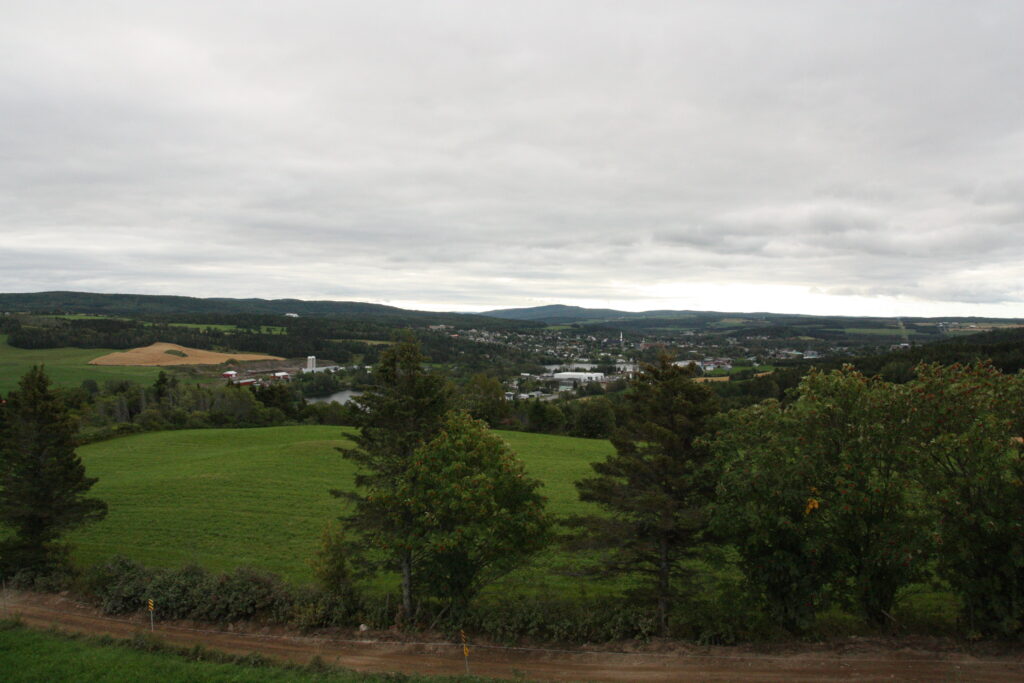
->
[837, 327, 916, 336]
[329, 338, 394, 345]
[69, 426, 613, 591]
[35, 315, 287, 334]
[0, 335, 162, 394]
[153, 322, 287, 334]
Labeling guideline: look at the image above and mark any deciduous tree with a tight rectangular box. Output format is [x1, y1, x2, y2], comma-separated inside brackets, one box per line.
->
[910, 362, 1024, 637]
[711, 367, 928, 631]
[373, 411, 550, 619]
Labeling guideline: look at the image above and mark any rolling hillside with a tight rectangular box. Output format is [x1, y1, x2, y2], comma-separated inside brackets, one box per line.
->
[68, 426, 614, 589]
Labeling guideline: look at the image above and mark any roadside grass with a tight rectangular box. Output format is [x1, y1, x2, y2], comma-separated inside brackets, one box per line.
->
[0, 621, 482, 682]
[0, 335, 162, 394]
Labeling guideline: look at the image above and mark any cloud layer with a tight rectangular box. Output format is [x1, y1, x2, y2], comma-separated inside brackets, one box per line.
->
[2, 1, 1022, 316]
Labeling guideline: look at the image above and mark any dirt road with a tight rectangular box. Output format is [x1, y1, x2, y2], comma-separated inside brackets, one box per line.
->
[4, 591, 1023, 682]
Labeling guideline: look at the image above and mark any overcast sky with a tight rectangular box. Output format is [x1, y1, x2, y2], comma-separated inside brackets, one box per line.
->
[2, 1, 1022, 317]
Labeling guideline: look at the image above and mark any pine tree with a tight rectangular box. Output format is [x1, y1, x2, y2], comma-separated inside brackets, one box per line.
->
[333, 339, 453, 618]
[0, 366, 107, 575]
[572, 354, 718, 634]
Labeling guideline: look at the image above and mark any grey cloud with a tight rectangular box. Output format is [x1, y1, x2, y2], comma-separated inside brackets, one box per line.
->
[2, 2, 1024, 314]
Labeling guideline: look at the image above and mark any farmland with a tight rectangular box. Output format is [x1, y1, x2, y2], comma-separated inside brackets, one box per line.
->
[0, 334, 161, 394]
[89, 342, 284, 366]
[68, 426, 613, 589]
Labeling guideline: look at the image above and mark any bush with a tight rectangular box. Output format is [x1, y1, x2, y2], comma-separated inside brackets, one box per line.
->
[291, 587, 362, 631]
[147, 565, 214, 620]
[83, 556, 155, 614]
[202, 567, 292, 623]
[81, 557, 356, 629]
[461, 595, 658, 643]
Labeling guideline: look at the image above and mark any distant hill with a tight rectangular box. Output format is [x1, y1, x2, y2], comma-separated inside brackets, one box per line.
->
[0, 291, 539, 329]
[480, 303, 1024, 338]
[481, 304, 635, 323]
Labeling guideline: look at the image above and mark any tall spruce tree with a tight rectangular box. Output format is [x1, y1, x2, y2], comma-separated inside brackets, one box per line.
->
[0, 366, 107, 575]
[572, 354, 718, 635]
[333, 339, 453, 619]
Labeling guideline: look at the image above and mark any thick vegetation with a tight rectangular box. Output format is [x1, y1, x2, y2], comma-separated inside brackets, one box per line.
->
[3, 338, 1024, 643]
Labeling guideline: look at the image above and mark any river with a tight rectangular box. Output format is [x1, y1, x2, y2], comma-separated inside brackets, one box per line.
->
[305, 389, 362, 405]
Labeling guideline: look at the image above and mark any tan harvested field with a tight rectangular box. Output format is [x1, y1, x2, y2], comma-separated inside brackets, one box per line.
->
[89, 342, 283, 367]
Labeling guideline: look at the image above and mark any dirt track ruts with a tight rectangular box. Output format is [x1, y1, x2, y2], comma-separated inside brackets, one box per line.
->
[4, 591, 1024, 682]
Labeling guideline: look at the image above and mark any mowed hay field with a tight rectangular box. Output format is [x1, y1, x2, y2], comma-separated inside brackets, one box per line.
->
[90, 342, 283, 366]
[70, 426, 614, 590]
[0, 334, 162, 394]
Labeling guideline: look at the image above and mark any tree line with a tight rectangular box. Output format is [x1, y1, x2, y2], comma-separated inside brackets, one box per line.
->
[324, 341, 1024, 638]
[2, 341, 1022, 641]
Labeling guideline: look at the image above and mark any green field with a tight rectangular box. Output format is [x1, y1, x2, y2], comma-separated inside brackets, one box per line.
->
[68, 426, 613, 590]
[705, 364, 775, 377]
[0, 623, 464, 683]
[153, 322, 287, 334]
[0, 335, 162, 394]
[836, 327, 916, 336]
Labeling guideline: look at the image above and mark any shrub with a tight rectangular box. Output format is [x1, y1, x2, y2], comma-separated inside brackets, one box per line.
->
[83, 556, 155, 614]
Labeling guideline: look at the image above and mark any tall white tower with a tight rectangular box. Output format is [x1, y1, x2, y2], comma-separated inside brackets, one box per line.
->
[307, 356, 316, 371]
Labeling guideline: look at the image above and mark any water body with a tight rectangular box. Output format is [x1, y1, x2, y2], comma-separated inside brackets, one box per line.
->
[305, 389, 362, 405]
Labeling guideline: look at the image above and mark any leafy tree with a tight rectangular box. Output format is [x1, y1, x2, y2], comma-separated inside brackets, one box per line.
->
[252, 382, 303, 420]
[371, 411, 550, 619]
[526, 400, 565, 434]
[459, 373, 509, 427]
[909, 362, 1024, 637]
[567, 396, 616, 438]
[572, 354, 719, 635]
[711, 367, 929, 631]
[334, 339, 453, 618]
[0, 366, 107, 575]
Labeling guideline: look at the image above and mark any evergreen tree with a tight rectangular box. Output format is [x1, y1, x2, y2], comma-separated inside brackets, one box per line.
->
[0, 366, 107, 575]
[333, 339, 453, 619]
[572, 354, 718, 635]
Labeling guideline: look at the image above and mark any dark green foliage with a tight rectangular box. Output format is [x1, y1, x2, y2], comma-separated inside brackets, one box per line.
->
[571, 354, 719, 634]
[335, 339, 453, 617]
[910, 362, 1024, 637]
[525, 400, 565, 434]
[83, 556, 360, 628]
[310, 522, 360, 602]
[0, 366, 107, 576]
[253, 383, 305, 420]
[564, 396, 616, 438]
[387, 412, 550, 618]
[711, 367, 930, 632]
[460, 595, 658, 643]
[711, 362, 1024, 637]
[458, 373, 509, 427]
